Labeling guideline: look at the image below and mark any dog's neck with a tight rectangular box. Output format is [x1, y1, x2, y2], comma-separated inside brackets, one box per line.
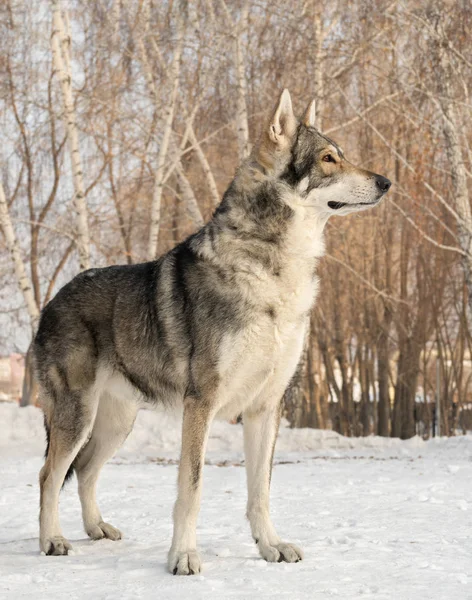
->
[192, 158, 328, 279]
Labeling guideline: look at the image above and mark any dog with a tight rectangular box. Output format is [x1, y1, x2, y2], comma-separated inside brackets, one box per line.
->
[34, 89, 391, 574]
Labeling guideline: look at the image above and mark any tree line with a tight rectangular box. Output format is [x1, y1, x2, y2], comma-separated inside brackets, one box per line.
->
[0, 0, 471, 438]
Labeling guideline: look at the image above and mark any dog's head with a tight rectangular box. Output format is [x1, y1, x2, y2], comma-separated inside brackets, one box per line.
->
[256, 89, 391, 216]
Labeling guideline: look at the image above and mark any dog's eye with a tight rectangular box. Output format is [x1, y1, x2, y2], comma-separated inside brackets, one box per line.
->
[323, 154, 336, 163]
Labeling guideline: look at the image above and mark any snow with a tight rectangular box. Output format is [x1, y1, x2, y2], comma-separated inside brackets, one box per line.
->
[0, 403, 471, 599]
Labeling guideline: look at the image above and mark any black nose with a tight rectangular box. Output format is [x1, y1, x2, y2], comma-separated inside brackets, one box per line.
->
[375, 175, 391, 193]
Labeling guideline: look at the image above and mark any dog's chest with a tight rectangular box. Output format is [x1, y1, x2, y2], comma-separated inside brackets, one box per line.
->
[214, 269, 317, 418]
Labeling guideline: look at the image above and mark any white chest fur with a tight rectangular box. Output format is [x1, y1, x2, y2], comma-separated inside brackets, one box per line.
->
[214, 215, 325, 420]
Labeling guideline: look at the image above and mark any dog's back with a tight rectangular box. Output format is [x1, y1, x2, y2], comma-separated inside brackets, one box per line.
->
[35, 259, 188, 415]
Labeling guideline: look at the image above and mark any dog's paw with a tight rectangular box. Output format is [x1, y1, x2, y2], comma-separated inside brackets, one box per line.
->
[41, 536, 72, 556]
[258, 541, 303, 563]
[168, 549, 202, 575]
[86, 521, 122, 541]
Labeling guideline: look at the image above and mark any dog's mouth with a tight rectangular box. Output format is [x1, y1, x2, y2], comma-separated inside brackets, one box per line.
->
[327, 201, 378, 210]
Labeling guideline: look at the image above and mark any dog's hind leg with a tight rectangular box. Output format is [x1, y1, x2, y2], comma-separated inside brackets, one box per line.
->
[243, 400, 303, 564]
[168, 397, 214, 575]
[39, 388, 99, 556]
[74, 392, 137, 541]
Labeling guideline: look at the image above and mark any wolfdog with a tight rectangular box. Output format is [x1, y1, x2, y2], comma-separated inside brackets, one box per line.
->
[34, 90, 391, 574]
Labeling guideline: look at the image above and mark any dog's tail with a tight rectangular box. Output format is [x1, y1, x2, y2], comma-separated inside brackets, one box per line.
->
[43, 415, 74, 488]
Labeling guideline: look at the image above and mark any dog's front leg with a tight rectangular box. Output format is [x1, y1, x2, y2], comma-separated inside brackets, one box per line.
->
[168, 397, 213, 575]
[243, 401, 303, 563]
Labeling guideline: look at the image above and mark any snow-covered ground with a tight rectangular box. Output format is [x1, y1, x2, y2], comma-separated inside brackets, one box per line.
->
[0, 403, 471, 599]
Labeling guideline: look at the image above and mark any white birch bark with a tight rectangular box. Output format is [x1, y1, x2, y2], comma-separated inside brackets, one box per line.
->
[164, 139, 204, 227]
[429, 27, 472, 312]
[221, 0, 250, 162]
[0, 182, 40, 333]
[161, 103, 220, 209]
[50, 0, 90, 271]
[188, 127, 220, 206]
[138, 3, 204, 249]
[146, 10, 185, 259]
[313, 5, 324, 130]
[234, 1, 250, 162]
[144, 3, 220, 210]
[438, 95, 472, 310]
[176, 167, 205, 227]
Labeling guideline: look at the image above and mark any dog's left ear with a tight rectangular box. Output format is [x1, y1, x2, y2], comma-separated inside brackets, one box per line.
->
[255, 89, 297, 172]
[303, 99, 316, 128]
[268, 89, 298, 145]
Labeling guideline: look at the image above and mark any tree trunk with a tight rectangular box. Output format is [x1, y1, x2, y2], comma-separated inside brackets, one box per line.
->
[0, 182, 40, 406]
[392, 342, 420, 439]
[338, 360, 352, 437]
[51, 0, 90, 271]
[20, 342, 38, 407]
[439, 99, 472, 314]
[169, 140, 204, 228]
[146, 7, 185, 259]
[307, 329, 324, 429]
[283, 332, 309, 428]
[312, 4, 324, 130]
[377, 326, 391, 436]
[0, 182, 40, 332]
[187, 127, 220, 207]
[359, 348, 371, 436]
[234, 1, 250, 162]
[221, 0, 250, 162]
[429, 17, 472, 314]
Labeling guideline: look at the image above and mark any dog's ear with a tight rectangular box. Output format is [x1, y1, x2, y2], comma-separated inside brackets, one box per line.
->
[303, 99, 316, 128]
[268, 89, 297, 145]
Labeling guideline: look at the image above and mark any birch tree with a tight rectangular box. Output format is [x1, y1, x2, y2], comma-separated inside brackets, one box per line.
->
[0, 181, 40, 407]
[50, 0, 90, 271]
[146, 3, 186, 260]
[0, 182, 40, 332]
[221, 0, 250, 162]
[312, 1, 324, 130]
[430, 18, 472, 314]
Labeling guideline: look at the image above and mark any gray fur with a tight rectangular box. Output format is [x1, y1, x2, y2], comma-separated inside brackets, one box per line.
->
[34, 90, 391, 571]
